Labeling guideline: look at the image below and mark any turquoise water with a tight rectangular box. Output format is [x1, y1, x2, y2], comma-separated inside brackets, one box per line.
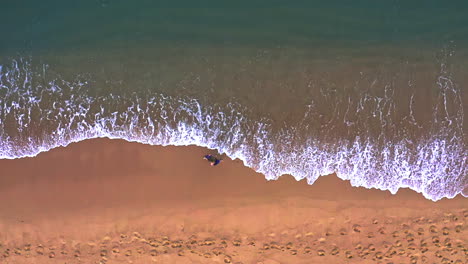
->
[0, 1, 467, 200]
[2, 1, 468, 53]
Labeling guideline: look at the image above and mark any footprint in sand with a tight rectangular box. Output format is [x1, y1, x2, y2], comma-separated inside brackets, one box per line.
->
[220, 239, 228, 248]
[406, 233, 415, 242]
[188, 235, 197, 244]
[330, 246, 339, 255]
[393, 240, 402, 247]
[358, 247, 369, 258]
[384, 247, 397, 258]
[132, 232, 142, 239]
[35, 245, 44, 255]
[149, 240, 159, 248]
[204, 238, 215, 246]
[449, 248, 458, 255]
[171, 241, 182, 248]
[417, 227, 424, 235]
[339, 228, 347, 235]
[3, 248, 11, 258]
[101, 236, 111, 244]
[420, 246, 429, 253]
[149, 249, 157, 256]
[441, 257, 452, 264]
[407, 243, 416, 251]
[382, 241, 392, 249]
[13, 248, 22, 255]
[232, 239, 241, 247]
[23, 244, 31, 252]
[161, 246, 169, 254]
[447, 212, 459, 221]
[354, 243, 363, 250]
[136, 247, 146, 254]
[443, 238, 452, 247]
[366, 244, 376, 252]
[352, 224, 361, 233]
[397, 248, 405, 255]
[373, 251, 383, 260]
[413, 216, 425, 224]
[85, 242, 97, 255]
[455, 239, 465, 249]
[211, 247, 224, 256]
[430, 225, 438, 233]
[420, 239, 428, 247]
[378, 227, 386, 234]
[442, 226, 450, 235]
[223, 254, 232, 263]
[269, 241, 281, 250]
[401, 224, 410, 233]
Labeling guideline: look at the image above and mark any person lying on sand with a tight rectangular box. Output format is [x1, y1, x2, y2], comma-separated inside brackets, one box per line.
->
[203, 154, 222, 166]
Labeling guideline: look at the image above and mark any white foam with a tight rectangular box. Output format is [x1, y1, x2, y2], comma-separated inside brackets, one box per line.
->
[0, 58, 466, 201]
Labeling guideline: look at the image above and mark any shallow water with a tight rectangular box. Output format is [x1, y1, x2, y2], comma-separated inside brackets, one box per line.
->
[0, 1, 467, 200]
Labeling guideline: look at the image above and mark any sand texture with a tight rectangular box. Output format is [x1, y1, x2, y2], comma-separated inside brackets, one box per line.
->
[0, 139, 466, 264]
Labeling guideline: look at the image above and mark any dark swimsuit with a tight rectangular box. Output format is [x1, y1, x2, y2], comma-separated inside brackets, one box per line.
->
[204, 155, 221, 166]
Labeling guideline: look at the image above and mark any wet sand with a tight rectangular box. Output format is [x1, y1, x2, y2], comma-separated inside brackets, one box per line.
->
[0, 138, 466, 264]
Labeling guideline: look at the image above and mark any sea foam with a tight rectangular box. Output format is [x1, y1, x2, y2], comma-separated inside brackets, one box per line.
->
[0, 58, 466, 201]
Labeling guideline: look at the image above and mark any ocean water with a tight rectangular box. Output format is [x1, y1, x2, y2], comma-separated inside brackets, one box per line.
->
[0, 1, 467, 201]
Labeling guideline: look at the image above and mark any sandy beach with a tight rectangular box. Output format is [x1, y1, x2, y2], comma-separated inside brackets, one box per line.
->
[0, 139, 466, 264]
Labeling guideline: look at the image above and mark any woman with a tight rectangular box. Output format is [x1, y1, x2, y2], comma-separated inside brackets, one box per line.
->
[203, 154, 222, 166]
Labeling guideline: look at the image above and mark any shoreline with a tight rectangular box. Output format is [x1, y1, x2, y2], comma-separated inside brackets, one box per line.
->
[0, 138, 466, 263]
[1, 136, 466, 201]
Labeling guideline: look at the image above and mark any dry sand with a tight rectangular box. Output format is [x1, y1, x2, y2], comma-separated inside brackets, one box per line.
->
[0, 139, 466, 264]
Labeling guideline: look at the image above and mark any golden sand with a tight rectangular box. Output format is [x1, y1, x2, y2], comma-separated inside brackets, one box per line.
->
[0, 139, 466, 263]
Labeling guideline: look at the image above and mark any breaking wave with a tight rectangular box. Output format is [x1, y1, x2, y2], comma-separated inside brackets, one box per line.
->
[0, 58, 466, 201]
